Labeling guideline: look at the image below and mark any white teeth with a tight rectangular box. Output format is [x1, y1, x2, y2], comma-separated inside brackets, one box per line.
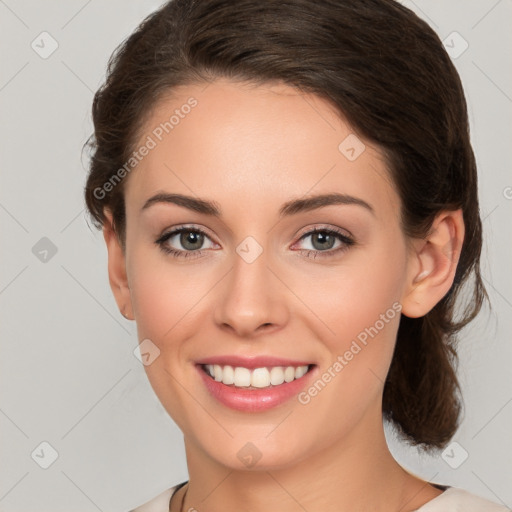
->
[221, 364, 234, 385]
[213, 364, 223, 382]
[284, 366, 295, 383]
[251, 368, 270, 388]
[295, 366, 308, 378]
[204, 364, 311, 388]
[269, 366, 285, 386]
[234, 367, 252, 387]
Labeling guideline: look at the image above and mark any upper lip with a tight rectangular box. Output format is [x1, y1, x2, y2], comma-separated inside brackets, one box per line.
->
[195, 355, 315, 369]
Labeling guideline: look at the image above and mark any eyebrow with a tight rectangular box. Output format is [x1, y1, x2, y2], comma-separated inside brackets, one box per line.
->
[141, 192, 375, 217]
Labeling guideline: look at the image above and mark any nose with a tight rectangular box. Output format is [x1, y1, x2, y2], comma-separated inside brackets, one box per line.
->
[213, 246, 290, 339]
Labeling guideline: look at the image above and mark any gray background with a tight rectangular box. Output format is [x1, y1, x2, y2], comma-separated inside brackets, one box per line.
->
[0, 1, 511, 511]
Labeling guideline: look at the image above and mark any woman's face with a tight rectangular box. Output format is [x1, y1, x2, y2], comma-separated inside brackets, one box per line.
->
[120, 78, 414, 470]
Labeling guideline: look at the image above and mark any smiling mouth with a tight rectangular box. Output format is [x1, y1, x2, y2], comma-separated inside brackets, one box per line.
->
[200, 363, 316, 389]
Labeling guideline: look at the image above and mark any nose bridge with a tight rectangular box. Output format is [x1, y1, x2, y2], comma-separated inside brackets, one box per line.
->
[213, 236, 288, 336]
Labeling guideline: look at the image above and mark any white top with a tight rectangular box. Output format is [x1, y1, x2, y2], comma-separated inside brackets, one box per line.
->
[130, 482, 510, 511]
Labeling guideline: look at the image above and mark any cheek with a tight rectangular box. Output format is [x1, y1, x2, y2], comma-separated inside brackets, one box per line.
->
[127, 244, 222, 353]
[126, 249, 210, 424]
[129, 260, 196, 340]
[292, 253, 406, 429]
[294, 239, 407, 392]
[301, 246, 405, 341]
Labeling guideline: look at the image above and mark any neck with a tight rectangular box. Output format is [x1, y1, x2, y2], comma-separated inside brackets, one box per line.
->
[177, 411, 441, 512]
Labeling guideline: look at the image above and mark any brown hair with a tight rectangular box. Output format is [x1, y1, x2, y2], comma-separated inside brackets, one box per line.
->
[83, 0, 487, 451]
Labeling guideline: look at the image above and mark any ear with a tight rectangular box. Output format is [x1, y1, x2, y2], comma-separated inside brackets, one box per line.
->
[400, 209, 465, 318]
[103, 210, 134, 320]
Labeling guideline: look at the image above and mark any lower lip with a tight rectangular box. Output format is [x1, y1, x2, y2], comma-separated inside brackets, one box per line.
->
[196, 364, 317, 412]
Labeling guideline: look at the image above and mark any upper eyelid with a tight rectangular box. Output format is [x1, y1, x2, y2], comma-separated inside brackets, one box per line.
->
[159, 224, 216, 240]
[294, 224, 353, 239]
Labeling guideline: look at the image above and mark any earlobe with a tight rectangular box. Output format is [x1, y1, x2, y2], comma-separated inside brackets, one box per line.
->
[102, 210, 134, 320]
[401, 209, 465, 318]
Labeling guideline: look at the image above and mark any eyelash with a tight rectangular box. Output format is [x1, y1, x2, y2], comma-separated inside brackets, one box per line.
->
[154, 225, 355, 260]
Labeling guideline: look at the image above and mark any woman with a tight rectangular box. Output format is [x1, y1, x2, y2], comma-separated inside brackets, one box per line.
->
[83, 0, 509, 510]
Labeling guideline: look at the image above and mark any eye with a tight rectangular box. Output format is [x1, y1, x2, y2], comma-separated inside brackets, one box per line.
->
[292, 227, 355, 259]
[155, 226, 217, 259]
[155, 225, 355, 260]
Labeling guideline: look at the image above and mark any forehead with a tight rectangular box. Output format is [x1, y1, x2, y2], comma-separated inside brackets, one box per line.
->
[125, 79, 399, 221]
